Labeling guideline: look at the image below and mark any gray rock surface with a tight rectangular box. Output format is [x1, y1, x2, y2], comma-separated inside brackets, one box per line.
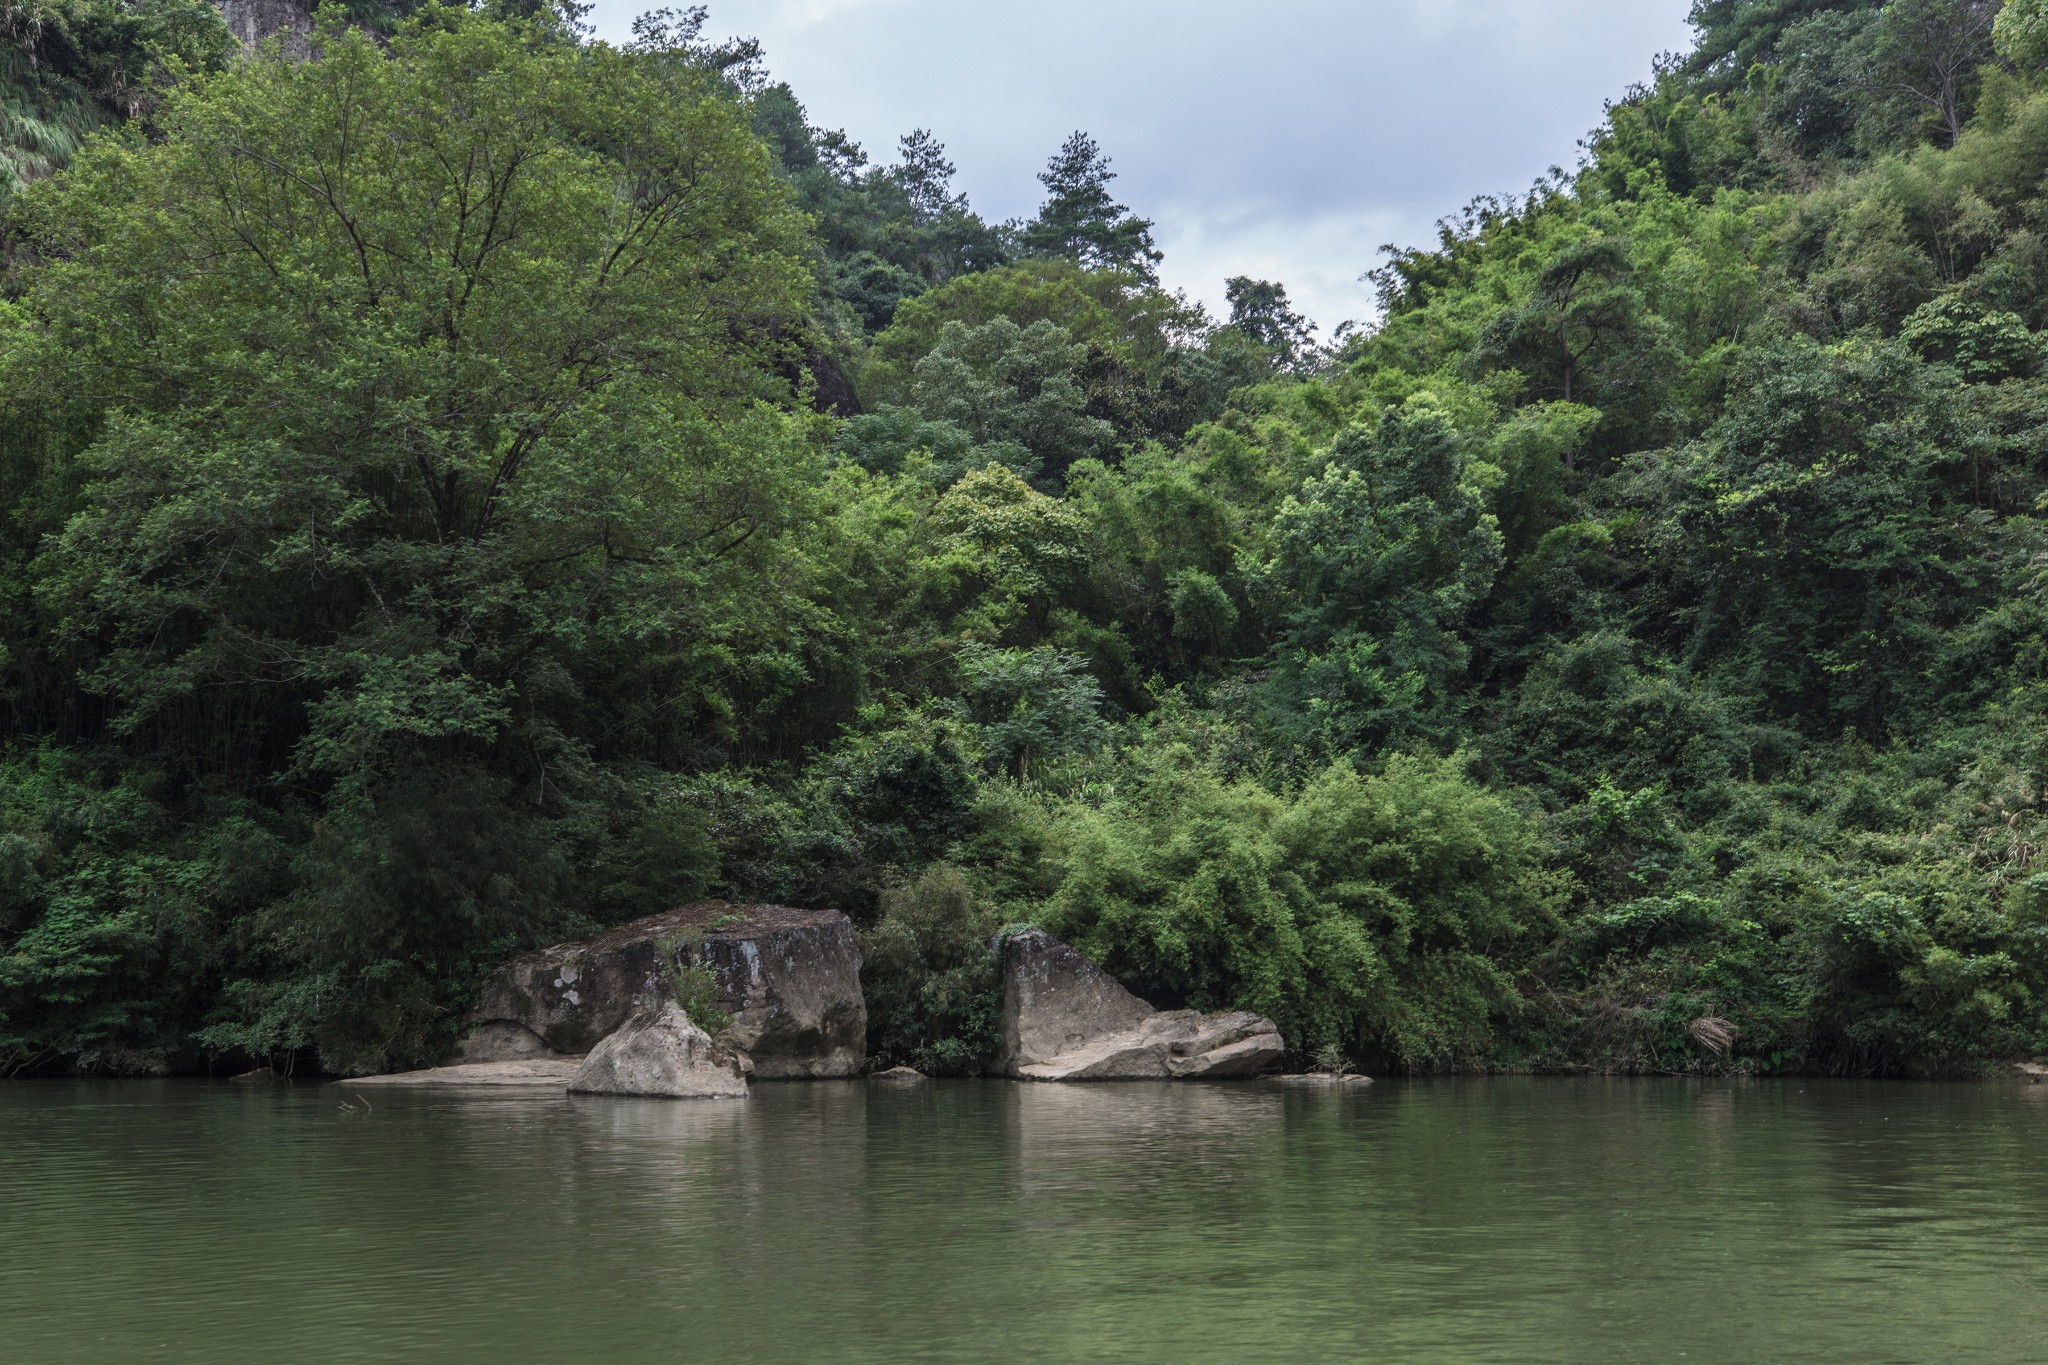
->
[568, 1003, 748, 1099]
[872, 1066, 928, 1082]
[217, 0, 312, 53]
[344, 1058, 585, 1087]
[458, 902, 865, 1078]
[995, 928, 1286, 1081]
[455, 1020, 555, 1064]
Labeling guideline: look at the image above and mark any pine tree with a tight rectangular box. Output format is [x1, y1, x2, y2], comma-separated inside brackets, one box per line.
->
[1018, 130, 1161, 279]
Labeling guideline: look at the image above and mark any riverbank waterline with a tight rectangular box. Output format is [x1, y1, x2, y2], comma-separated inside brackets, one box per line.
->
[4, 1078, 2046, 1363]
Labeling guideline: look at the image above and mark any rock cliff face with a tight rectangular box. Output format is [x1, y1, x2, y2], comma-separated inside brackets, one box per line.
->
[217, 0, 312, 53]
[459, 903, 866, 1078]
[995, 928, 1285, 1081]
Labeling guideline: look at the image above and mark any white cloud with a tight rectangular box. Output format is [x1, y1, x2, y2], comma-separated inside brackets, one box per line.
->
[735, 0, 892, 30]
[1154, 206, 1412, 335]
[584, 0, 1697, 326]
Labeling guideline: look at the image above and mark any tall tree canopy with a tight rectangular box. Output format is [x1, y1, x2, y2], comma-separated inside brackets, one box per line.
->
[2, 6, 816, 1069]
[9, 0, 2048, 1081]
[1018, 130, 1162, 280]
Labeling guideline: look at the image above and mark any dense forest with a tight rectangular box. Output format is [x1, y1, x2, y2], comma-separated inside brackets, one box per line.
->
[4, 0, 2047, 1078]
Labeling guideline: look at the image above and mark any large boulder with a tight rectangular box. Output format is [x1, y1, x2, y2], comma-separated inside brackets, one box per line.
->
[1000, 929, 1153, 1065]
[995, 929, 1285, 1081]
[458, 902, 865, 1078]
[568, 1004, 749, 1099]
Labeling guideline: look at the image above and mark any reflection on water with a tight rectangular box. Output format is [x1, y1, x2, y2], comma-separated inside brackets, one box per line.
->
[4, 1077, 2047, 1363]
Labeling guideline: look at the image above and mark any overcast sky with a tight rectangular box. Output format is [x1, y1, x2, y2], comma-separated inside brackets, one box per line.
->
[582, 1, 1697, 333]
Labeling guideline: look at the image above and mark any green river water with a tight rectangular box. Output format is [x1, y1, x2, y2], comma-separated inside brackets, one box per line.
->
[4, 1076, 2046, 1363]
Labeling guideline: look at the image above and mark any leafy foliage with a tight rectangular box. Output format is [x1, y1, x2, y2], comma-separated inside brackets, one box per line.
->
[857, 863, 1003, 1073]
[9, 1, 2048, 1081]
[0, 0, 235, 204]
[1038, 749, 1559, 1070]
[3, 7, 814, 1071]
[1017, 131, 1161, 280]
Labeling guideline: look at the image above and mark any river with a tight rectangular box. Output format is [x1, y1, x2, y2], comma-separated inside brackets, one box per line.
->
[4, 1077, 2046, 1362]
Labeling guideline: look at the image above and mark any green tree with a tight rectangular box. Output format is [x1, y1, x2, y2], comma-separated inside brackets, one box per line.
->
[906, 317, 1115, 487]
[1018, 130, 1162, 279]
[1635, 337, 1994, 734]
[1480, 233, 1661, 408]
[2, 8, 816, 1070]
[946, 643, 1109, 779]
[1995, 0, 2048, 65]
[748, 84, 1005, 334]
[833, 405, 976, 479]
[855, 258, 1211, 447]
[1223, 276, 1315, 370]
[1864, 0, 2000, 148]
[1682, 0, 1874, 91]
[1899, 294, 2044, 379]
[858, 863, 1004, 1073]
[927, 464, 1089, 635]
[1038, 748, 1559, 1068]
[1260, 398, 1504, 752]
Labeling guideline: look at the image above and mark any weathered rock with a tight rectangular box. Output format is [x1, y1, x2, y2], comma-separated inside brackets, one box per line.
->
[344, 1058, 585, 1087]
[569, 1004, 749, 1100]
[217, 0, 312, 54]
[872, 1066, 929, 1082]
[996, 928, 1286, 1081]
[998, 929, 1152, 1068]
[1268, 1074, 1376, 1087]
[1012, 1008, 1287, 1081]
[458, 902, 865, 1078]
[455, 1020, 555, 1065]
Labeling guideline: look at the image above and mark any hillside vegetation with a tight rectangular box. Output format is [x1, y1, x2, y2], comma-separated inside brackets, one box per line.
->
[5, 0, 2048, 1077]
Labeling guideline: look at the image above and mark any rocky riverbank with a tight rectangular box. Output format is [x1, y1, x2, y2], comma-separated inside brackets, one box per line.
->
[348, 911, 1295, 1097]
[456, 901, 866, 1079]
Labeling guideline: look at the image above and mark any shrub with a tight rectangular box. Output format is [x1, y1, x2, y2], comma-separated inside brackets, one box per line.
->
[857, 864, 1004, 1073]
[1035, 746, 1562, 1069]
